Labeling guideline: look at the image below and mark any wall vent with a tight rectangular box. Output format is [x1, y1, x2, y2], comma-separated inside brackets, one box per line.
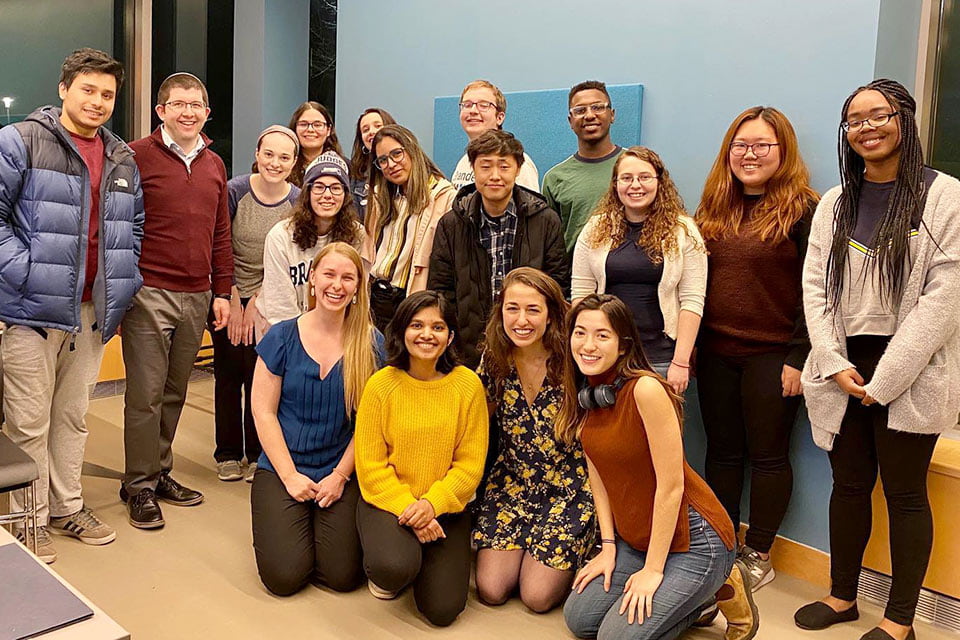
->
[859, 568, 960, 633]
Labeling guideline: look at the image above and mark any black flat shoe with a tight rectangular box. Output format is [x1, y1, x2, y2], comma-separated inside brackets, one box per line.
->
[794, 601, 859, 630]
[156, 472, 203, 506]
[127, 489, 164, 529]
[860, 627, 916, 640]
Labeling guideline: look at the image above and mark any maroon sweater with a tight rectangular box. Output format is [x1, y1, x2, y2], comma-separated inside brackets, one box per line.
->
[130, 128, 233, 294]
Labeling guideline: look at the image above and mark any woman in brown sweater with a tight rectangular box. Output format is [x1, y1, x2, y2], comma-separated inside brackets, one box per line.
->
[559, 294, 756, 640]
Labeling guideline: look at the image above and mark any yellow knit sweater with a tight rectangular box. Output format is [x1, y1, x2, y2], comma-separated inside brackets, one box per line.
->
[355, 365, 489, 517]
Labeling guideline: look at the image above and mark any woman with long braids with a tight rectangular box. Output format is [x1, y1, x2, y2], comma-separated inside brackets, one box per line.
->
[695, 106, 818, 590]
[796, 79, 960, 640]
[348, 107, 396, 221]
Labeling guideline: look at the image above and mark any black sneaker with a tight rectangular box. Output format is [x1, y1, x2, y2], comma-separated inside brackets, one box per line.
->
[127, 489, 165, 529]
[156, 472, 203, 506]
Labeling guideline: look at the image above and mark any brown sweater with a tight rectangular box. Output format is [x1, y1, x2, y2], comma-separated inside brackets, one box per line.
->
[699, 196, 813, 369]
[580, 374, 736, 553]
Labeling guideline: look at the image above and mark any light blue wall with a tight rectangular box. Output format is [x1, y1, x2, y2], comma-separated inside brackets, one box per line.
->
[874, 0, 923, 92]
[336, 0, 918, 553]
[232, 0, 309, 174]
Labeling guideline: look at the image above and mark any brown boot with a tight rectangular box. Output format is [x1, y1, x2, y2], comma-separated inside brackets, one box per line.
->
[716, 560, 759, 640]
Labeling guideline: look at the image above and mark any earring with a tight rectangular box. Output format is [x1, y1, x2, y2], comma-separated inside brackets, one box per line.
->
[309, 285, 315, 296]
[352, 295, 357, 305]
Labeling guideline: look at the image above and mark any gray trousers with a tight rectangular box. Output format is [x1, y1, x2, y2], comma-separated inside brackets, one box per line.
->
[121, 286, 211, 494]
[1, 303, 104, 524]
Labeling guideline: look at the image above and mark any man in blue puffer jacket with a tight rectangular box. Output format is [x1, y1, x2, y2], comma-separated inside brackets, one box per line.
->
[0, 48, 143, 563]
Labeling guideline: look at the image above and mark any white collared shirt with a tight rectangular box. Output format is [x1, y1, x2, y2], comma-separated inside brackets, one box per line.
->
[160, 125, 205, 171]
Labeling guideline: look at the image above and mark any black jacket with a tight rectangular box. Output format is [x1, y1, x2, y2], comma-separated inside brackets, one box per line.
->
[428, 185, 570, 368]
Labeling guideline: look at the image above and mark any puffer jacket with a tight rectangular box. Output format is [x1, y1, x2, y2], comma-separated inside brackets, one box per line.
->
[0, 106, 144, 341]
[428, 184, 569, 368]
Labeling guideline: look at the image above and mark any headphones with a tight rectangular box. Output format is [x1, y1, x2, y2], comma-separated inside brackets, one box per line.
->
[578, 376, 625, 410]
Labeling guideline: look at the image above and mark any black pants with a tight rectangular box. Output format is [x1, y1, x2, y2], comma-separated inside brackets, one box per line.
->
[356, 499, 472, 626]
[250, 469, 365, 596]
[210, 300, 260, 463]
[828, 335, 938, 626]
[697, 348, 800, 553]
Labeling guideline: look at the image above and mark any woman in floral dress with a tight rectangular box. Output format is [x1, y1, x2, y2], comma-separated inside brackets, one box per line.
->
[473, 267, 595, 613]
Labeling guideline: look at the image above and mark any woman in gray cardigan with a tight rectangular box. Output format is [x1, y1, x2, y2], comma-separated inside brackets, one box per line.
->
[796, 79, 960, 640]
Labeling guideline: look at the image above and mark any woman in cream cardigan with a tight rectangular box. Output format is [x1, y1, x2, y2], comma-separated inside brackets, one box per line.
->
[571, 146, 706, 393]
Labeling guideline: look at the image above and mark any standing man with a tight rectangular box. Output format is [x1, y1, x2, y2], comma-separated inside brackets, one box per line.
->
[0, 48, 143, 562]
[542, 80, 623, 254]
[121, 72, 233, 529]
[429, 130, 568, 369]
[450, 80, 539, 192]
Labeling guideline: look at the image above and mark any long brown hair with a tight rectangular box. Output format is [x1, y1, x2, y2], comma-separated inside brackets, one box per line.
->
[696, 106, 818, 242]
[480, 268, 569, 399]
[348, 107, 396, 181]
[305, 243, 377, 412]
[288, 177, 362, 252]
[367, 124, 446, 240]
[584, 146, 694, 262]
[287, 101, 345, 186]
[555, 294, 682, 445]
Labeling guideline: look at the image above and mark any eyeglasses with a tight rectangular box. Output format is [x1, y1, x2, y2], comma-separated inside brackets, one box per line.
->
[163, 100, 207, 113]
[841, 112, 899, 132]
[297, 121, 330, 131]
[569, 103, 610, 118]
[374, 147, 406, 170]
[310, 183, 345, 196]
[617, 174, 658, 186]
[729, 142, 780, 157]
[459, 100, 498, 113]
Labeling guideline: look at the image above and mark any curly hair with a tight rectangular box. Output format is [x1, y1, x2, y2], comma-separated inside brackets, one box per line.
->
[583, 146, 692, 263]
[288, 180, 362, 252]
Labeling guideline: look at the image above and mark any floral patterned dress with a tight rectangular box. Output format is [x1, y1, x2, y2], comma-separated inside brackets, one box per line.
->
[472, 369, 595, 570]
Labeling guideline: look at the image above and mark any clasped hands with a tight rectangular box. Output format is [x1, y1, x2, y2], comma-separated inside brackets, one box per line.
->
[282, 470, 346, 507]
[399, 498, 445, 543]
[831, 367, 877, 405]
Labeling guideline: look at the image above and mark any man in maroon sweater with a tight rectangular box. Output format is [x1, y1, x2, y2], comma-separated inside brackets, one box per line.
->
[121, 73, 233, 529]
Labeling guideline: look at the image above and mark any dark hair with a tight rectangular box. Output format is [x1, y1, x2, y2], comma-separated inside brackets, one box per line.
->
[826, 79, 926, 309]
[385, 290, 460, 374]
[157, 72, 207, 106]
[287, 101, 345, 186]
[289, 182, 362, 252]
[348, 108, 397, 181]
[60, 48, 124, 90]
[555, 294, 681, 444]
[466, 130, 525, 167]
[568, 80, 611, 108]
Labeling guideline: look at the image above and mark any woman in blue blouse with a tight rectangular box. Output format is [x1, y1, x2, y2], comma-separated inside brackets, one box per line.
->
[250, 242, 382, 596]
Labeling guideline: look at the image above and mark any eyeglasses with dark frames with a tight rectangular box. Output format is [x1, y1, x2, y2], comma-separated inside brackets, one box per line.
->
[374, 147, 406, 170]
[310, 183, 345, 196]
[729, 142, 780, 157]
[841, 112, 899, 132]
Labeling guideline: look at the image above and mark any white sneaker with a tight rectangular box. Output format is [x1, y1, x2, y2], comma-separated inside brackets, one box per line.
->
[244, 462, 257, 483]
[368, 580, 399, 600]
[217, 460, 243, 482]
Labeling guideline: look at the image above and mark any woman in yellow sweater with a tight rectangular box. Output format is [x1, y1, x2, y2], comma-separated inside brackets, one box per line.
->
[354, 290, 488, 627]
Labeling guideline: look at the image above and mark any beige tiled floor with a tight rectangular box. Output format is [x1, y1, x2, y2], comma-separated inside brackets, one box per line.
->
[36, 378, 956, 639]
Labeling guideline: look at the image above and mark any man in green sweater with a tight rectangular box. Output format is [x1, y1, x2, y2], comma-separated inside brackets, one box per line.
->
[542, 80, 623, 254]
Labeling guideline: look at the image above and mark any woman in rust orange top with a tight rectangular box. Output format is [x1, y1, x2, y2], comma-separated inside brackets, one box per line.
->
[559, 294, 756, 640]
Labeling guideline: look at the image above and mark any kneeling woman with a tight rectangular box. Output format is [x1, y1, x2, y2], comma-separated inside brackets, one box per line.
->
[355, 291, 488, 626]
[473, 268, 595, 613]
[561, 294, 755, 640]
[250, 243, 381, 596]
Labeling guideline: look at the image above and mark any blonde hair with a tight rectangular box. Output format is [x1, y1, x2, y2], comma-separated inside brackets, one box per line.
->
[460, 79, 506, 113]
[306, 242, 377, 412]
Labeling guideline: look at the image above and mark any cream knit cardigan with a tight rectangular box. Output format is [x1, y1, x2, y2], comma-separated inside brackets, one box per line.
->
[570, 214, 707, 340]
[801, 171, 960, 450]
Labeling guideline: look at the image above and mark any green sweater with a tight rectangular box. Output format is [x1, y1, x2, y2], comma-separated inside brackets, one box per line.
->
[542, 146, 622, 253]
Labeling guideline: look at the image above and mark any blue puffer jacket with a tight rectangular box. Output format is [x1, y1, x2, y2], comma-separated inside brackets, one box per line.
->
[0, 107, 144, 341]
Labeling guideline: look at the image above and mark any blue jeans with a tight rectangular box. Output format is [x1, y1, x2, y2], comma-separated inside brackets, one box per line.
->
[564, 508, 734, 640]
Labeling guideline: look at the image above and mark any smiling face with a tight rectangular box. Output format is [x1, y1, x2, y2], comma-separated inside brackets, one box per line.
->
[474, 153, 519, 206]
[359, 111, 385, 150]
[729, 117, 781, 195]
[501, 282, 549, 350]
[459, 86, 505, 140]
[568, 88, 615, 144]
[255, 132, 297, 184]
[309, 251, 359, 313]
[845, 89, 902, 168]
[404, 305, 452, 367]
[615, 156, 659, 219]
[375, 135, 412, 186]
[295, 108, 330, 154]
[58, 71, 117, 137]
[155, 86, 209, 148]
[309, 175, 346, 222]
[570, 309, 621, 377]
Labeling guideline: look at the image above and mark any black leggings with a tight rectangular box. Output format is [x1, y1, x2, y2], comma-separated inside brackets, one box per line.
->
[210, 299, 260, 463]
[828, 335, 939, 626]
[697, 348, 800, 553]
[250, 469, 364, 596]
[356, 499, 472, 627]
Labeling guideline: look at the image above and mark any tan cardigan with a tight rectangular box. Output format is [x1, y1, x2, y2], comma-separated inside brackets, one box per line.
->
[362, 177, 456, 294]
[571, 214, 708, 339]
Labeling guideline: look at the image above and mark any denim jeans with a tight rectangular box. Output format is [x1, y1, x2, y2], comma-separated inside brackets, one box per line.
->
[564, 507, 734, 640]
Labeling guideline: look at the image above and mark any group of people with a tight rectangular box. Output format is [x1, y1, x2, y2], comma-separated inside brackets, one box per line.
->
[0, 47, 958, 640]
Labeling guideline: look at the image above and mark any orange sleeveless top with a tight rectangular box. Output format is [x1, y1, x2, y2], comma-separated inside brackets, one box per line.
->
[580, 374, 736, 553]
